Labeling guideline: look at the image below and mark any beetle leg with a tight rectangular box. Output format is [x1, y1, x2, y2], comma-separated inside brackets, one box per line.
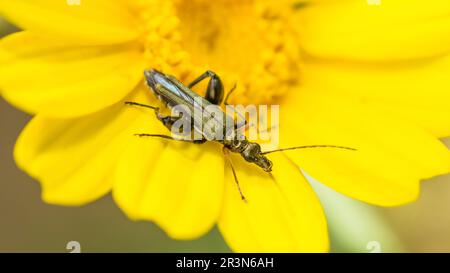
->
[223, 84, 248, 129]
[223, 147, 247, 202]
[188, 70, 225, 105]
[155, 113, 207, 144]
[126, 101, 178, 130]
[155, 112, 178, 130]
[223, 83, 237, 106]
[126, 101, 205, 144]
[222, 84, 248, 129]
[125, 101, 159, 110]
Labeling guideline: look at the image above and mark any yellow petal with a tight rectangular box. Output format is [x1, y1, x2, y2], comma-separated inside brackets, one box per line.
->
[0, 31, 144, 118]
[14, 88, 149, 205]
[300, 58, 450, 138]
[113, 116, 225, 240]
[0, 0, 139, 45]
[218, 152, 328, 252]
[280, 89, 450, 207]
[300, 0, 450, 61]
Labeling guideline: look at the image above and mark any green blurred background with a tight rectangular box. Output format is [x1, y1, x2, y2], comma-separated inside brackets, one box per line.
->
[1, 17, 450, 253]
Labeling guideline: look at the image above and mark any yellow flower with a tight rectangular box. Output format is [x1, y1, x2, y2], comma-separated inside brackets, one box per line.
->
[0, 0, 449, 252]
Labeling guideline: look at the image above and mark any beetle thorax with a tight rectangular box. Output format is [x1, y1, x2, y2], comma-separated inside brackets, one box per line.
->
[225, 139, 249, 153]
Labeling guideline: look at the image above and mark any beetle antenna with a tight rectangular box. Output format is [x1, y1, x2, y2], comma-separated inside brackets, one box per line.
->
[223, 148, 247, 202]
[262, 145, 357, 155]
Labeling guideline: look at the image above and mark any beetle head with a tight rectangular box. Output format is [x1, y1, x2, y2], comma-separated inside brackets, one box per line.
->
[242, 143, 273, 172]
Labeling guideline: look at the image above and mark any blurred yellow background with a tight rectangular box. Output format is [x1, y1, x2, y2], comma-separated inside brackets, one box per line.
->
[1, 15, 450, 253]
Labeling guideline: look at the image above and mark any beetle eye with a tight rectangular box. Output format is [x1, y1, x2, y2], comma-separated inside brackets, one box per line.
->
[252, 144, 261, 153]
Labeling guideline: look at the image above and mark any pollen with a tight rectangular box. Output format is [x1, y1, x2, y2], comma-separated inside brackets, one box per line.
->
[136, 0, 302, 105]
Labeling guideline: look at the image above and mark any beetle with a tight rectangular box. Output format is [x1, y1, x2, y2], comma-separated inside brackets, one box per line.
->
[126, 69, 356, 201]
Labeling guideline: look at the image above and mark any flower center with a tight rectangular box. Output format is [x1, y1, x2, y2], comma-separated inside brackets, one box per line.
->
[137, 0, 302, 105]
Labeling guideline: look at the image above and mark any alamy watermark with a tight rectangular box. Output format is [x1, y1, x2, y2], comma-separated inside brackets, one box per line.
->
[366, 241, 382, 253]
[66, 241, 81, 253]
